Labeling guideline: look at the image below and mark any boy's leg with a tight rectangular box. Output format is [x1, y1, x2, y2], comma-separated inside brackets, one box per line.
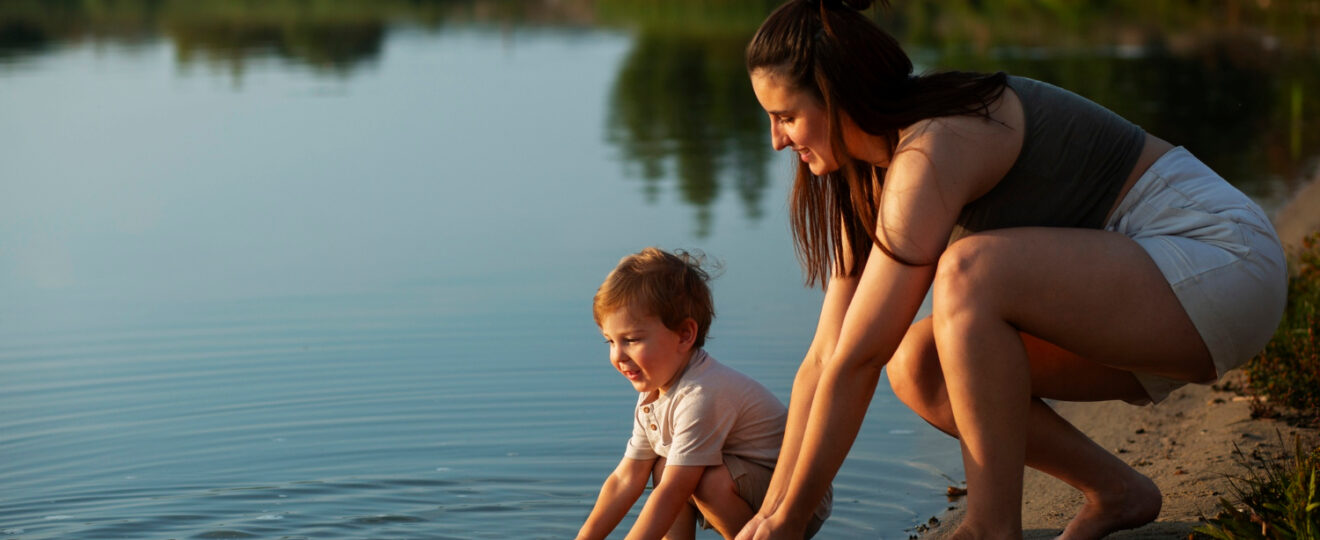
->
[663, 503, 697, 540]
[690, 458, 756, 539]
[651, 458, 697, 540]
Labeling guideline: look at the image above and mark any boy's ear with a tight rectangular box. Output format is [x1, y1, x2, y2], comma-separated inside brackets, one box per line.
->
[677, 318, 698, 349]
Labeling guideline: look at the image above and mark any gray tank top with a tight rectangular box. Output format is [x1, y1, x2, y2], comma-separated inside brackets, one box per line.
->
[948, 76, 1146, 243]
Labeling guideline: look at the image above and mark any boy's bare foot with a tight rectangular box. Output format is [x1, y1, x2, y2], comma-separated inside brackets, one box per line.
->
[1057, 471, 1161, 540]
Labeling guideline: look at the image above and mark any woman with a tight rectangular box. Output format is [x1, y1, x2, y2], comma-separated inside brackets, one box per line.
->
[735, 1, 1287, 539]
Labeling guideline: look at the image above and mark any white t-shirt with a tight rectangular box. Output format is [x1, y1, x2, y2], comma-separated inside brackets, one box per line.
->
[624, 349, 787, 469]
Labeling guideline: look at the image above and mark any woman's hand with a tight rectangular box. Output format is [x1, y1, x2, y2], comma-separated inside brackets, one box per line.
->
[734, 512, 805, 540]
[734, 512, 768, 540]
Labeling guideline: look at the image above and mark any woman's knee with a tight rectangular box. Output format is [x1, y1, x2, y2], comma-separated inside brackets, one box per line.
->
[932, 236, 1010, 319]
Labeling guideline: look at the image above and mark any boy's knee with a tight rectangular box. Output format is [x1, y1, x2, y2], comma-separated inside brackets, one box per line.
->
[691, 464, 739, 504]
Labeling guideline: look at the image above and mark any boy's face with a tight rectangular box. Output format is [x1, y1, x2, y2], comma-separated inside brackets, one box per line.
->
[598, 307, 697, 395]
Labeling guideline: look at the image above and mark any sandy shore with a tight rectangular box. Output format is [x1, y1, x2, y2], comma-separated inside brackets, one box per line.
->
[924, 376, 1319, 539]
[924, 168, 1320, 539]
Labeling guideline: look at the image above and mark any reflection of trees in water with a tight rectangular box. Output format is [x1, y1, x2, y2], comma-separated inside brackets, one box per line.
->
[0, 0, 595, 76]
[598, 0, 1318, 236]
[169, 16, 384, 80]
[0, 1, 391, 76]
[606, 32, 771, 238]
[2, 0, 1315, 218]
[0, 2, 161, 61]
[0, 17, 51, 58]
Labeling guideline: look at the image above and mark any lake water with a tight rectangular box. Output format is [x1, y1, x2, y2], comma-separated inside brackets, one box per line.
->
[1, 2, 1315, 538]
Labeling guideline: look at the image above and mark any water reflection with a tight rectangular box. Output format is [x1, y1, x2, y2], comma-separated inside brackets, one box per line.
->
[598, 0, 782, 237]
[2, 0, 1314, 231]
[605, 31, 771, 237]
[600, 0, 1319, 231]
[0, 1, 594, 76]
[2, 1, 1316, 537]
[168, 13, 384, 78]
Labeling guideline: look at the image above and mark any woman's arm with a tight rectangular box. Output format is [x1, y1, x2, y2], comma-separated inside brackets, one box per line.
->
[772, 252, 936, 532]
[760, 117, 1014, 535]
[752, 270, 859, 523]
[577, 457, 655, 540]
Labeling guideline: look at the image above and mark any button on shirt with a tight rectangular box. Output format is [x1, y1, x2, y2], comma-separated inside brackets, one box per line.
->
[624, 349, 787, 469]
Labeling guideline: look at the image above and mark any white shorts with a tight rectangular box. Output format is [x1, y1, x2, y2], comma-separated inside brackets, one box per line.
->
[1105, 147, 1287, 404]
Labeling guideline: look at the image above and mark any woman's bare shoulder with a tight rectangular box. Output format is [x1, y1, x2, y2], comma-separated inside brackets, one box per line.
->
[893, 91, 1024, 200]
[876, 92, 1025, 260]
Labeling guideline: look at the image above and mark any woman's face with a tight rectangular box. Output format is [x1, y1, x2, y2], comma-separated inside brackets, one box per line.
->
[750, 68, 838, 175]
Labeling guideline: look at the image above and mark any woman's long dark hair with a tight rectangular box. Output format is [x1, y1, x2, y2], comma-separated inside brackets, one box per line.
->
[747, 0, 1007, 286]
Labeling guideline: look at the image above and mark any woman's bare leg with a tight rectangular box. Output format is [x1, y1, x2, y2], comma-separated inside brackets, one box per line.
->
[895, 227, 1213, 539]
[890, 324, 1161, 539]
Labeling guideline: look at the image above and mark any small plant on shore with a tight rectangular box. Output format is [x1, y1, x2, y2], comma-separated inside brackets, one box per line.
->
[1245, 231, 1320, 424]
[1194, 434, 1320, 539]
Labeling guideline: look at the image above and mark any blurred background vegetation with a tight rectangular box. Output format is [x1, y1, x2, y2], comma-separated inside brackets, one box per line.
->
[2, 0, 1317, 236]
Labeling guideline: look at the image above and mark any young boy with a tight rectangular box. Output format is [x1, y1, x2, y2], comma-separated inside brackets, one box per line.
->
[577, 247, 830, 540]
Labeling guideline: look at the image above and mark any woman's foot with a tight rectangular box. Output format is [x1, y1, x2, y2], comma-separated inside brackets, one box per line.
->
[1058, 470, 1162, 540]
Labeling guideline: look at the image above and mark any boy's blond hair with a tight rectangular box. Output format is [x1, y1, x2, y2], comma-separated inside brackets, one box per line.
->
[593, 247, 716, 349]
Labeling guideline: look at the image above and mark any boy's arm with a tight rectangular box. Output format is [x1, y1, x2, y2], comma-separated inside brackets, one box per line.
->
[623, 464, 703, 540]
[577, 457, 655, 540]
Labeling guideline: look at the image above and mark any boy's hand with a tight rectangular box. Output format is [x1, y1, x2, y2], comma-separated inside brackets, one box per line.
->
[624, 464, 703, 540]
[577, 458, 655, 540]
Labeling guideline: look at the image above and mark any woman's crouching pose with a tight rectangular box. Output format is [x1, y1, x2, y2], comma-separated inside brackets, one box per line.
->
[735, 1, 1287, 539]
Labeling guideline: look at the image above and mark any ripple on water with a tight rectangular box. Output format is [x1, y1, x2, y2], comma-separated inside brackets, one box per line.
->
[192, 530, 259, 539]
[348, 514, 425, 524]
[0, 304, 961, 539]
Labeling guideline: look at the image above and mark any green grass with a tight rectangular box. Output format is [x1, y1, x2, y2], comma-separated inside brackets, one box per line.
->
[1245, 232, 1320, 425]
[1194, 232, 1320, 539]
[1194, 435, 1320, 539]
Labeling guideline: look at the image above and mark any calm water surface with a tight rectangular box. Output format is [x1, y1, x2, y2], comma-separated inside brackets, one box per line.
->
[2, 2, 1315, 538]
[0, 24, 957, 540]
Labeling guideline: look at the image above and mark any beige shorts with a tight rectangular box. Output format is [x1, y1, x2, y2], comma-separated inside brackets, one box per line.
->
[1105, 147, 1288, 404]
[695, 454, 832, 538]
